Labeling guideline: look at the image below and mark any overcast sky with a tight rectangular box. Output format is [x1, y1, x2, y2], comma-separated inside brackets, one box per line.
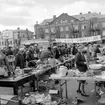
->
[0, 0, 105, 32]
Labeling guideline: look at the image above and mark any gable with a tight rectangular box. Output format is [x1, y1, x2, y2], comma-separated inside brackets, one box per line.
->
[51, 13, 79, 25]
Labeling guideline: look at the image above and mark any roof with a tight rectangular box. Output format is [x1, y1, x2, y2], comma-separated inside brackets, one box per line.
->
[73, 12, 105, 21]
[13, 29, 33, 33]
[39, 12, 105, 25]
[40, 18, 54, 25]
[40, 13, 79, 25]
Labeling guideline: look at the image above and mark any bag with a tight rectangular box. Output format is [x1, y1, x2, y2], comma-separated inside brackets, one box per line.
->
[0, 66, 8, 77]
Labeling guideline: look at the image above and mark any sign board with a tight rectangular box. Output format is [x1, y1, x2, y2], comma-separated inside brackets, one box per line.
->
[55, 35, 101, 43]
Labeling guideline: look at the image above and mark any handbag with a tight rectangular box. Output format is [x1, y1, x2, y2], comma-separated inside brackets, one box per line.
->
[0, 66, 8, 77]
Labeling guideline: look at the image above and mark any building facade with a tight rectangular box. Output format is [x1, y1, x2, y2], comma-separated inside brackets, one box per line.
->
[0, 28, 34, 48]
[34, 12, 105, 42]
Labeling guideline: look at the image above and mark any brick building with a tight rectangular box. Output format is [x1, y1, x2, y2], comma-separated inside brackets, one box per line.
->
[34, 12, 105, 42]
[0, 28, 34, 48]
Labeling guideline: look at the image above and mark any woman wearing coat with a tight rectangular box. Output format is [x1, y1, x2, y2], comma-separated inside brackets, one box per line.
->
[75, 45, 89, 97]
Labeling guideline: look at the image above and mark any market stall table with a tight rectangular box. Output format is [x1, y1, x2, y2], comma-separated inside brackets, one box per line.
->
[0, 74, 35, 95]
[49, 73, 105, 104]
[32, 56, 75, 91]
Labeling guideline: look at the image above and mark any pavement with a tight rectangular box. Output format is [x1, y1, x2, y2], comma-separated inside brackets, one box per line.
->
[0, 79, 103, 105]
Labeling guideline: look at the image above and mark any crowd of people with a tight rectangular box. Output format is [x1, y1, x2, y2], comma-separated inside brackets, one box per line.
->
[0, 42, 104, 97]
[0, 42, 103, 75]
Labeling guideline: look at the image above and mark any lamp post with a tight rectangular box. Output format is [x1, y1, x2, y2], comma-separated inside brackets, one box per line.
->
[48, 22, 51, 47]
[17, 27, 21, 48]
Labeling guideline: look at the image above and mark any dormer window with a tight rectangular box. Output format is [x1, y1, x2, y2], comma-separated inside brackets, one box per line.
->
[80, 17, 85, 21]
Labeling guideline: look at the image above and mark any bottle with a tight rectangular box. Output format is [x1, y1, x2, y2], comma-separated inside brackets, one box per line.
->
[18, 96, 22, 105]
[15, 67, 20, 77]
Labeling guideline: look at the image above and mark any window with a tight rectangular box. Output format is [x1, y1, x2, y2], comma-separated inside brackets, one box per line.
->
[5, 41, 6, 45]
[102, 23, 105, 27]
[71, 20, 74, 23]
[10, 41, 12, 45]
[0, 42, 1, 46]
[65, 26, 69, 31]
[45, 28, 49, 33]
[65, 34, 69, 38]
[60, 20, 63, 23]
[81, 25, 86, 29]
[80, 17, 85, 21]
[103, 30, 105, 36]
[51, 27, 55, 33]
[56, 22, 58, 24]
[2, 42, 3, 45]
[23, 34, 25, 38]
[61, 20, 67, 24]
[60, 27, 64, 32]
[74, 25, 78, 30]
[93, 23, 98, 28]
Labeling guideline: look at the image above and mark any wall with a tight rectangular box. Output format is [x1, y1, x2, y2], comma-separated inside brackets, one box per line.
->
[35, 13, 105, 41]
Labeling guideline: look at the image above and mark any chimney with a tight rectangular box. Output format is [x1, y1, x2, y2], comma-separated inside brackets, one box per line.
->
[36, 21, 38, 24]
[17, 27, 20, 30]
[99, 12, 101, 15]
[80, 12, 82, 15]
[88, 11, 91, 14]
[53, 15, 56, 20]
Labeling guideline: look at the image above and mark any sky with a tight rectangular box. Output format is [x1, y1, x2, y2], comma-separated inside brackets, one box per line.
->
[0, 0, 105, 32]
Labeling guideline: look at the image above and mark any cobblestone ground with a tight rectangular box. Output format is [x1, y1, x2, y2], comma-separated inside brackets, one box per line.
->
[0, 80, 103, 105]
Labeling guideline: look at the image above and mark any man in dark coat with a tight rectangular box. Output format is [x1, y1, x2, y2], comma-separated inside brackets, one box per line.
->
[72, 44, 78, 55]
[75, 45, 89, 97]
[15, 48, 25, 69]
[26, 46, 36, 67]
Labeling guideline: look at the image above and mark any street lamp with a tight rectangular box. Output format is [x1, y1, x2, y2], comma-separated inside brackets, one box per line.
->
[48, 22, 51, 46]
[17, 27, 21, 48]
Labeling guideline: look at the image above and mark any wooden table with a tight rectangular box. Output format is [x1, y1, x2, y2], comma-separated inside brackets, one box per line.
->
[32, 56, 75, 91]
[0, 74, 35, 95]
[49, 75, 105, 105]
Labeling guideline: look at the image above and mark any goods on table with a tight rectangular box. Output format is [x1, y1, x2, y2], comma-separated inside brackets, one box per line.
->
[47, 58, 61, 67]
[58, 66, 68, 77]
[15, 67, 23, 76]
[86, 70, 94, 77]
[89, 64, 103, 70]
[35, 58, 61, 70]
[22, 93, 58, 105]
[96, 60, 103, 63]
[0, 66, 8, 77]
[23, 68, 32, 74]
[36, 64, 52, 70]
[68, 70, 76, 77]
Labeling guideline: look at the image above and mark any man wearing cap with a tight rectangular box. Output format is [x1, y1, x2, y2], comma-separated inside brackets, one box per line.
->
[75, 45, 89, 97]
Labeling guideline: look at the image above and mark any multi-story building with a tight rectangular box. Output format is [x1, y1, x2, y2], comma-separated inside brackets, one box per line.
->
[0, 28, 34, 48]
[34, 12, 105, 42]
